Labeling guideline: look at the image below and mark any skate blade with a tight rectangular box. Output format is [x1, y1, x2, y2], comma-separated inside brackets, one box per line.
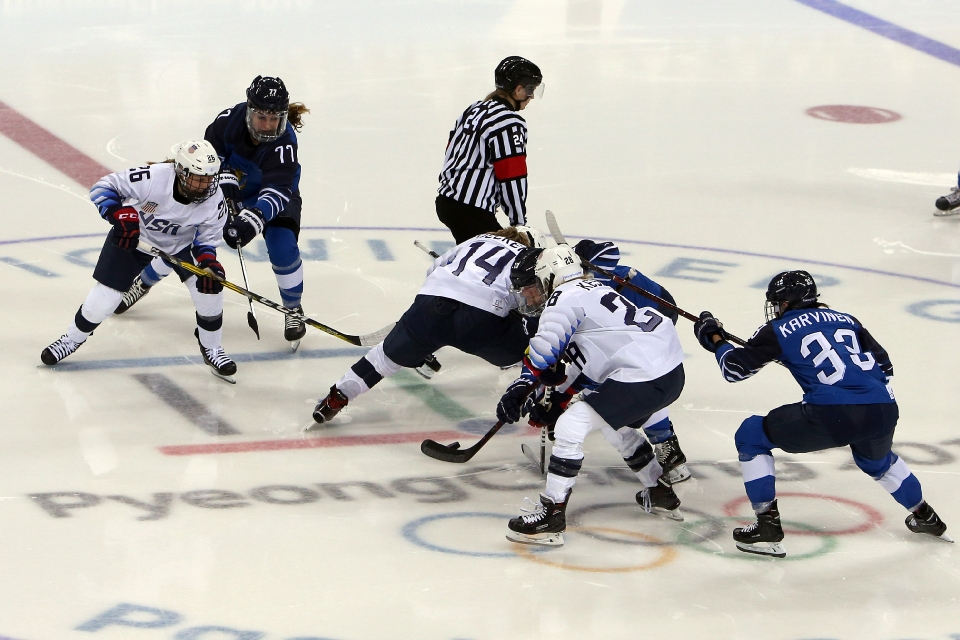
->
[414, 365, 435, 380]
[210, 370, 236, 385]
[735, 541, 786, 558]
[506, 531, 563, 547]
[520, 443, 545, 474]
[935, 532, 955, 543]
[653, 507, 684, 522]
[933, 208, 960, 217]
[289, 340, 301, 353]
[666, 464, 691, 484]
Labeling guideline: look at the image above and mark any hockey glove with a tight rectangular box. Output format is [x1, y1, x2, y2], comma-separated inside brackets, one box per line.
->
[106, 206, 140, 250]
[528, 388, 573, 429]
[196, 258, 225, 295]
[694, 311, 726, 353]
[223, 206, 265, 249]
[524, 356, 567, 387]
[218, 171, 242, 213]
[497, 378, 535, 424]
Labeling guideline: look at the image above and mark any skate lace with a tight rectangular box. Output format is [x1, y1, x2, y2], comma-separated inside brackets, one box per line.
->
[519, 497, 547, 524]
[285, 310, 304, 328]
[204, 347, 232, 368]
[124, 279, 147, 304]
[48, 335, 78, 360]
[656, 441, 674, 464]
[739, 520, 760, 534]
[638, 488, 652, 514]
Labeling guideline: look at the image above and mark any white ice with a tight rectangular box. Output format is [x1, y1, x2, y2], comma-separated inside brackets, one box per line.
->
[1, 1, 960, 639]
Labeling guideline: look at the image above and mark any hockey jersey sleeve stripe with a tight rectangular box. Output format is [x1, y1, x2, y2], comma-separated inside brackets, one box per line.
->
[89, 183, 123, 218]
[585, 242, 621, 269]
[528, 305, 585, 370]
[492, 155, 527, 180]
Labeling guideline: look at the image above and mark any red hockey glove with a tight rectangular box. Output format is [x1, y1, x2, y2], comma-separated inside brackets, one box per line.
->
[107, 206, 140, 250]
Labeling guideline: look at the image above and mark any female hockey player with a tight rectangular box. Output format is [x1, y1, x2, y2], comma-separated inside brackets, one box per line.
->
[498, 245, 686, 547]
[694, 270, 951, 557]
[436, 56, 543, 243]
[40, 141, 237, 382]
[312, 227, 546, 424]
[116, 76, 311, 349]
[573, 238, 691, 484]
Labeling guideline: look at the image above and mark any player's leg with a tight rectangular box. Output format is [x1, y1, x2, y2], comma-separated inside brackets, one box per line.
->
[849, 403, 951, 542]
[42, 235, 148, 364]
[262, 224, 306, 347]
[187, 275, 235, 383]
[599, 423, 681, 520]
[313, 296, 448, 424]
[456, 311, 533, 368]
[115, 255, 173, 314]
[731, 413, 786, 556]
[506, 400, 599, 547]
[639, 409, 690, 483]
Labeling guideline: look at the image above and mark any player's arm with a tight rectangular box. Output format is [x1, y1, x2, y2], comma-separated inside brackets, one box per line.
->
[89, 168, 149, 250]
[191, 196, 227, 295]
[857, 325, 894, 377]
[694, 314, 782, 382]
[573, 239, 621, 271]
[203, 108, 232, 157]
[490, 123, 528, 226]
[524, 297, 586, 376]
[254, 142, 298, 222]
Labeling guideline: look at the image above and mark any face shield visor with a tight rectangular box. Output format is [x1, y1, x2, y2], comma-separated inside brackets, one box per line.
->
[246, 106, 289, 143]
[522, 82, 545, 100]
[511, 280, 548, 316]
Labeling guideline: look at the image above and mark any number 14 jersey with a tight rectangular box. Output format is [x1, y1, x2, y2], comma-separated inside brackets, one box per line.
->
[716, 308, 894, 405]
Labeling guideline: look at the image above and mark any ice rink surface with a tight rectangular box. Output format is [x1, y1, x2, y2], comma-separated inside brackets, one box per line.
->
[2, 0, 960, 638]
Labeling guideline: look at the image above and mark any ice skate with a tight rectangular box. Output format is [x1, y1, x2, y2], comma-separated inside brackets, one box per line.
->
[114, 276, 151, 314]
[506, 492, 568, 547]
[284, 306, 307, 352]
[934, 187, 960, 216]
[636, 476, 683, 521]
[40, 334, 83, 365]
[656, 435, 691, 484]
[733, 500, 786, 557]
[905, 502, 953, 543]
[194, 329, 237, 384]
[313, 385, 349, 424]
[415, 353, 442, 380]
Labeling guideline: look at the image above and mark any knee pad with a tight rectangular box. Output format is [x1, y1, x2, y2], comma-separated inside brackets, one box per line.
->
[553, 401, 604, 459]
[364, 343, 403, 379]
[852, 451, 895, 479]
[188, 282, 224, 318]
[735, 415, 775, 459]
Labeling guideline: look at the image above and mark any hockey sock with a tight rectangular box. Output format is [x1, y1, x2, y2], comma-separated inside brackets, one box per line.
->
[545, 471, 576, 503]
[67, 284, 125, 342]
[188, 280, 225, 349]
[642, 416, 674, 445]
[195, 313, 224, 350]
[736, 415, 777, 512]
[337, 344, 403, 400]
[854, 451, 923, 511]
[273, 257, 304, 308]
[624, 439, 662, 488]
[142, 255, 174, 287]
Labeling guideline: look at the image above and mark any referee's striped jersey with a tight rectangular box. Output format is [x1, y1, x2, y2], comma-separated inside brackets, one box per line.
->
[438, 97, 528, 226]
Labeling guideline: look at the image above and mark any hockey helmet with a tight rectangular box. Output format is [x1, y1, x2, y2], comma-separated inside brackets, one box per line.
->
[764, 270, 819, 321]
[246, 75, 290, 143]
[509, 245, 584, 316]
[494, 56, 544, 100]
[172, 140, 221, 203]
[513, 225, 549, 249]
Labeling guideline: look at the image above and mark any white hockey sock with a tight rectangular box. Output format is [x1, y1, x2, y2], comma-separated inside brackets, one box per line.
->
[67, 284, 124, 342]
[197, 327, 223, 351]
[545, 472, 575, 503]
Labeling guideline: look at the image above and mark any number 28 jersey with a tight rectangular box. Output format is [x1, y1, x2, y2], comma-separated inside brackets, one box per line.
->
[528, 278, 684, 385]
[418, 234, 528, 316]
[715, 308, 894, 405]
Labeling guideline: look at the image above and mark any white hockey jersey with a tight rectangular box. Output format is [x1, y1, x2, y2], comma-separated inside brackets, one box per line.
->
[89, 163, 227, 256]
[418, 234, 527, 316]
[528, 278, 684, 385]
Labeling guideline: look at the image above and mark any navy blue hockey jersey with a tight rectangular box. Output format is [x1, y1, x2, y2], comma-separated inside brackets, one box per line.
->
[714, 308, 895, 405]
[204, 103, 301, 221]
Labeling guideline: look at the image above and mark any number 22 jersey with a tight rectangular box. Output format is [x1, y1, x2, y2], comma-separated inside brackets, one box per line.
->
[715, 307, 894, 405]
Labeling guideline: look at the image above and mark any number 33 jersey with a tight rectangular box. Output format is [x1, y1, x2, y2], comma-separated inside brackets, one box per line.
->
[528, 278, 684, 386]
[715, 308, 895, 405]
[419, 234, 529, 316]
[90, 163, 227, 256]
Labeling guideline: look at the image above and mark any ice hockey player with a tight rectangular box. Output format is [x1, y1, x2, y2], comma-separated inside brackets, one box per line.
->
[573, 238, 690, 484]
[694, 270, 951, 557]
[500, 245, 686, 546]
[41, 141, 237, 382]
[312, 227, 545, 424]
[934, 173, 960, 215]
[116, 77, 311, 350]
[436, 56, 543, 243]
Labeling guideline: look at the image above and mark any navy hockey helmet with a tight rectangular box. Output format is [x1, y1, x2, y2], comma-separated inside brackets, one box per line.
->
[245, 76, 290, 143]
[510, 247, 546, 316]
[764, 270, 819, 321]
[495, 56, 544, 99]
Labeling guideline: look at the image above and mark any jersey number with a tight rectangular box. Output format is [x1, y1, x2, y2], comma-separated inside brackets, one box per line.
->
[800, 329, 876, 385]
[600, 292, 663, 332]
[451, 242, 514, 285]
[275, 144, 296, 164]
[129, 166, 151, 182]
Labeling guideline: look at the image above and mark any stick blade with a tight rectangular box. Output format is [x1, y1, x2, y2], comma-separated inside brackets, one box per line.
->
[359, 322, 395, 347]
[247, 312, 260, 340]
[420, 439, 471, 463]
[545, 210, 567, 245]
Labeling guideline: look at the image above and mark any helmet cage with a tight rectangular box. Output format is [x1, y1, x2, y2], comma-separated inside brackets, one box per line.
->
[173, 140, 221, 204]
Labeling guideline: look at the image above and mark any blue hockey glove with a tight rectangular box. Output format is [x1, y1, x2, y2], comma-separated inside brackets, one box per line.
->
[528, 388, 573, 429]
[497, 378, 535, 424]
[694, 311, 726, 352]
[223, 206, 265, 249]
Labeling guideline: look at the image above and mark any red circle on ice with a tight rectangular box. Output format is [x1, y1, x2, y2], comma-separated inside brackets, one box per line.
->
[722, 492, 884, 536]
[805, 105, 902, 124]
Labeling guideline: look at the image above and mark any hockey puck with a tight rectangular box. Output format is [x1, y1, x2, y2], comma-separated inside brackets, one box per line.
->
[448, 442, 461, 450]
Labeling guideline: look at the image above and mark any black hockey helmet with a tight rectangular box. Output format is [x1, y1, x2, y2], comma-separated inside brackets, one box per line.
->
[765, 270, 819, 321]
[495, 56, 544, 99]
[245, 76, 290, 143]
[510, 247, 546, 316]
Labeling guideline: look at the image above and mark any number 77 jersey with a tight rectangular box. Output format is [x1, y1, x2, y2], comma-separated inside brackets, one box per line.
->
[528, 279, 685, 385]
[716, 308, 895, 405]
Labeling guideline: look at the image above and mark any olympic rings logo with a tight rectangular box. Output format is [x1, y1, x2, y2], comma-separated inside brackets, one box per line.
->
[401, 492, 883, 570]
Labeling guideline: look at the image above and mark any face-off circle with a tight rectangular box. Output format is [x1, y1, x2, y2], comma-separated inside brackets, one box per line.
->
[805, 105, 902, 124]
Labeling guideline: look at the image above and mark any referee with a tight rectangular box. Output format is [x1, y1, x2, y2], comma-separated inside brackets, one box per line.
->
[436, 56, 544, 243]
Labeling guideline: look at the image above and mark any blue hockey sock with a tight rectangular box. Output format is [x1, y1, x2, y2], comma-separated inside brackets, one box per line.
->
[736, 415, 777, 512]
[642, 417, 674, 444]
[854, 452, 924, 511]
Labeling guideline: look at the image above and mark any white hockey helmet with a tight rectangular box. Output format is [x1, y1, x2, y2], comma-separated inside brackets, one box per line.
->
[172, 140, 221, 203]
[509, 244, 585, 316]
[513, 225, 549, 249]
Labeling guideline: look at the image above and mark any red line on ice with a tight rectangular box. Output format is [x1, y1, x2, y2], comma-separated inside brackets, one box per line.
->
[0, 100, 111, 188]
[159, 429, 470, 455]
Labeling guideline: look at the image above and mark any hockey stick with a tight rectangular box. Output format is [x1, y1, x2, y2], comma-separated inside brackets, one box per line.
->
[544, 211, 751, 347]
[136, 242, 394, 347]
[414, 240, 439, 259]
[226, 201, 260, 339]
[421, 382, 541, 463]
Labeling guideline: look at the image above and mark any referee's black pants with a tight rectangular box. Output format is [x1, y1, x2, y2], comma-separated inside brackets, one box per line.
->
[435, 195, 503, 244]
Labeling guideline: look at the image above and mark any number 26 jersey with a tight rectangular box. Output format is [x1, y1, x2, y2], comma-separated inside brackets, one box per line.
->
[528, 278, 684, 385]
